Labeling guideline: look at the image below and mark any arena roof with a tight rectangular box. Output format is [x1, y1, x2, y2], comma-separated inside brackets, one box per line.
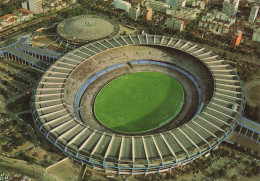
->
[57, 15, 119, 45]
[31, 34, 245, 175]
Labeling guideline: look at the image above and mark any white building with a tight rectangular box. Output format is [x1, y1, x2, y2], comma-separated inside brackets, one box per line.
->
[164, 0, 185, 8]
[192, 0, 205, 10]
[166, 0, 175, 7]
[166, 9, 197, 20]
[181, 7, 201, 14]
[129, 5, 140, 20]
[113, 0, 131, 12]
[146, 0, 170, 13]
[22, 1, 29, 9]
[222, 0, 240, 16]
[22, 0, 43, 14]
[166, 17, 184, 31]
[248, 5, 259, 23]
[252, 28, 260, 42]
[174, 0, 186, 10]
[199, 10, 236, 34]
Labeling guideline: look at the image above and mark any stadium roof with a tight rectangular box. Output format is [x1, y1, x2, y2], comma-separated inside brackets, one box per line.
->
[57, 15, 119, 45]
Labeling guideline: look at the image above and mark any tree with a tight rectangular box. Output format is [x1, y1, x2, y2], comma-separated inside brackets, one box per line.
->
[20, 125, 27, 131]
[146, 175, 152, 181]
[211, 172, 219, 179]
[25, 156, 36, 164]
[231, 175, 238, 181]
[219, 168, 227, 177]
[3, 145, 13, 152]
[247, 171, 253, 177]
[10, 131, 18, 138]
[166, 172, 171, 179]
[25, 134, 32, 140]
[237, 156, 242, 163]
[252, 166, 260, 175]
[1, 121, 12, 129]
[231, 151, 236, 158]
[12, 137, 25, 147]
[172, 173, 177, 180]
[0, 136, 9, 144]
[245, 166, 253, 177]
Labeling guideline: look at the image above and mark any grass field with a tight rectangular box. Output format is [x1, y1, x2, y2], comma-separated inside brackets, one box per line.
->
[94, 72, 184, 133]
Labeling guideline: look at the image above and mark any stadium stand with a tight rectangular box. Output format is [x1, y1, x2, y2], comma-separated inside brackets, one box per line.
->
[31, 34, 245, 175]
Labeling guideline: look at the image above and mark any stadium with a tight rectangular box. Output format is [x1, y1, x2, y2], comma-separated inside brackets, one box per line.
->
[56, 15, 119, 49]
[31, 34, 245, 175]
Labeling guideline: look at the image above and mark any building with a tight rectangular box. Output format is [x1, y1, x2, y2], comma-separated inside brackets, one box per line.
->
[222, 0, 240, 16]
[0, 7, 35, 29]
[166, 17, 184, 31]
[22, 0, 43, 14]
[13, 8, 34, 22]
[199, 10, 236, 34]
[21, 1, 29, 9]
[160, 0, 185, 8]
[256, 17, 260, 26]
[146, 0, 170, 13]
[29, 0, 43, 14]
[173, 0, 186, 10]
[252, 28, 260, 42]
[230, 30, 242, 48]
[144, 8, 153, 21]
[0, 14, 19, 27]
[181, 7, 201, 14]
[128, 5, 140, 20]
[192, 0, 206, 9]
[166, 17, 174, 29]
[165, 0, 175, 7]
[113, 0, 131, 12]
[166, 9, 197, 20]
[202, 0, 210, 3]
[248, 5, 259, 23]
[164, 0, 186, 9]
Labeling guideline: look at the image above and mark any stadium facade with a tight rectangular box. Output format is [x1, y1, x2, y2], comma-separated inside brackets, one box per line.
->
[31, 34, 245, 175]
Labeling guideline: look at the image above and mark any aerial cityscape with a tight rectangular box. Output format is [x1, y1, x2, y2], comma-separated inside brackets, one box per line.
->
[0, 0, 259, 181]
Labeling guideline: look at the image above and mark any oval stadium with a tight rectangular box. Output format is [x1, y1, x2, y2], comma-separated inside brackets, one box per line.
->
[56, 15, 119, 48]
[31, 34, 245, 175]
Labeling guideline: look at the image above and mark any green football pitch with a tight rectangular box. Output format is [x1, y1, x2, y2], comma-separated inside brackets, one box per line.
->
[94, 71, 184, 133]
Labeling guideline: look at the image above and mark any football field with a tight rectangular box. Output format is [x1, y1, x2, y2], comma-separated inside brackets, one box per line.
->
[94, 71, 184, 133]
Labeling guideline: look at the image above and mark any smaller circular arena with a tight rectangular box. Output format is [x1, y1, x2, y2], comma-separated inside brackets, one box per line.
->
[57, 15, 119, 47]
